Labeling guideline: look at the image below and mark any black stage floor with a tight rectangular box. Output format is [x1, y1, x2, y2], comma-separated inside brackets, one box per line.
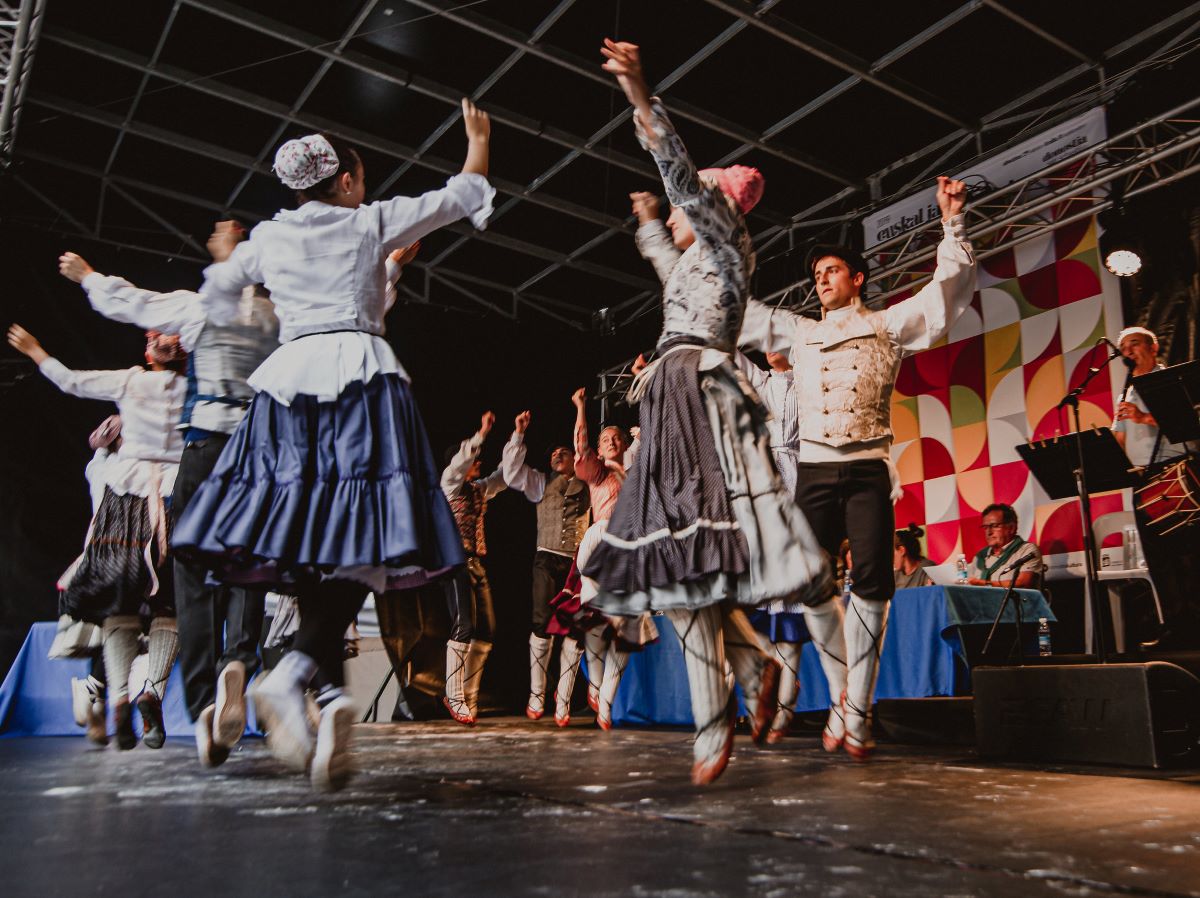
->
[2, 718, 1198, 897]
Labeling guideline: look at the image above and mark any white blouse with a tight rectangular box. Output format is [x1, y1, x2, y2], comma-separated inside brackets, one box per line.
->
[39, 359, 185, 498]
[198, 173, 495, 405]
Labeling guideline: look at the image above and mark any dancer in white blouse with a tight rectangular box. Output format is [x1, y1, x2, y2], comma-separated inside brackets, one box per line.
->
[8, 325, 185, 752]
[173, 101, 494, 790]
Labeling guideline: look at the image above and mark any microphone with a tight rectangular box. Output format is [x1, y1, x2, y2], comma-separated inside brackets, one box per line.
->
[1000, 552, 1039, 577]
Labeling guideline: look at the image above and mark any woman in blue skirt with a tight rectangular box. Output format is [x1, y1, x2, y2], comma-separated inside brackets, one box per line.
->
[173, 100, 494, 790]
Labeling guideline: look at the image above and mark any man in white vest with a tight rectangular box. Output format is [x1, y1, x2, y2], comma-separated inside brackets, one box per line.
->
[739, 176, 975, 759]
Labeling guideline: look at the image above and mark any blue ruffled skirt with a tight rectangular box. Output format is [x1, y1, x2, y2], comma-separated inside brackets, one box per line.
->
[172, 373, 464, 593]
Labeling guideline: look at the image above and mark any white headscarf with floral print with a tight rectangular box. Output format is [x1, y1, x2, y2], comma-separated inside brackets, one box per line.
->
[273, 134, 340, 190]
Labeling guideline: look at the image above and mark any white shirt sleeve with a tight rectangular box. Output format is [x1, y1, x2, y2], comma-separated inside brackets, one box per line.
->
[199, 239, 264, 327]
[500, 430, 547, 502]
[732, 350, 768, 392]
[441, 431, 484, 498]
[883, 214, 976, 356]
[365, 173, 496, 251]
[81, 272, 208, 352]
[38, 358, 134, 402]
[738, 299, 804, 356]
[478, 466, 508, 501]
[634, 219, 682, 285]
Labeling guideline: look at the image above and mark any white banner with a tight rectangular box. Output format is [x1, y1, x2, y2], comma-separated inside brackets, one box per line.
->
[862, 106, 1108, 248]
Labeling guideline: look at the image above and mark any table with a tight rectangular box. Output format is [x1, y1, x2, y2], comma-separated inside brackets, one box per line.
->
[609, 585, 1055, 726]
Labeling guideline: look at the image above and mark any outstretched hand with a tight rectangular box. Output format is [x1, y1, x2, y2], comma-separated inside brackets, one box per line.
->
[571, 387, 587, 408]
[601, 39, 652, 126]
[480, 410, 496, 437]
[58, 252, 94, 284]
[7, 324, 48, 364]
[936, 176, 967, 221]
[630, 192, 659, 224]
[389, 241, 421, 269]
[462, 98, 491, 143]
[207, 220, 245, 263]
[514, 410, 531, 433]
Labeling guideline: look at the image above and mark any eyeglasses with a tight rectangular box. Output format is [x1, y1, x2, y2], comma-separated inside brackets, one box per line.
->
[980, 522, 1011, 531]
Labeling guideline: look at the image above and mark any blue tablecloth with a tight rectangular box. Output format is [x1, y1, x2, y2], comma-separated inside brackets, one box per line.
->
[610, 585, 1054, 726]
[1, 621, 193, 737]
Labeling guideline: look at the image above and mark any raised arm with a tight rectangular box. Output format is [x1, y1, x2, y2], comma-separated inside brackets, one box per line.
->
[603, 40, 739, 250]
[501, 411, 548, 502]
[441, 410, 495, 497]
[8, 324, 133, 402]
[571, 387, 604, 485]
[630, 191, 680, 284]
[368, 100, 494, 249]
[883, 177, 976, 356]
[198, 221, 264, 327]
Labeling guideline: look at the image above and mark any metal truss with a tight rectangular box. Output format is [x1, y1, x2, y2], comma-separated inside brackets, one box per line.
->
[0, 0, 44, 166]
[760, 96, 1200, 310]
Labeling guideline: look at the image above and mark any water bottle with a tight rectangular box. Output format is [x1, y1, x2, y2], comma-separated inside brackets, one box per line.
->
[1037, 617, 1052, 656]
[955, 554, 968, 583]
[842, 569, 853, 605]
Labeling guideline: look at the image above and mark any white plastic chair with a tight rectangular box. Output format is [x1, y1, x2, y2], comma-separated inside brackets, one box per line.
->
[1092, 510, 1164, 653]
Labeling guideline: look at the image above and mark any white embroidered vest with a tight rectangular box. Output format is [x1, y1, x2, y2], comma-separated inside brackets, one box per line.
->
[793, 305, 900, 448]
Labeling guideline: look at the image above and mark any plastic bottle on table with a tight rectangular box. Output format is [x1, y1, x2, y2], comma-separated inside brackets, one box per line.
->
[1037, 617, 1052, 656]
[955, 554, 969, 583]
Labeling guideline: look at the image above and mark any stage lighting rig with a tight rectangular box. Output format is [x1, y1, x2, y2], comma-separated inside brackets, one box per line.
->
[1099, 188, 1142, 277]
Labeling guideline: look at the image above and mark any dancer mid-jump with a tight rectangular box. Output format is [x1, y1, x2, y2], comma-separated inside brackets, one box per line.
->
[583, 40, 829, 785]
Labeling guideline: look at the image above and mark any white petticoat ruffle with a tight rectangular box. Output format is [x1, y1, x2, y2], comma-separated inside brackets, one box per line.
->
[247, 332, 410, 406]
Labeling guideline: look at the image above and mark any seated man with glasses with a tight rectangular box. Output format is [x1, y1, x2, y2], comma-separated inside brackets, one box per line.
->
[967, 503, 1043, 588]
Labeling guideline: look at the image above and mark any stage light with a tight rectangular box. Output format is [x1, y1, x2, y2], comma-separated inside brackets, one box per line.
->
[1104, 248, 1142, 277]
[1098, 193, 1142, 278]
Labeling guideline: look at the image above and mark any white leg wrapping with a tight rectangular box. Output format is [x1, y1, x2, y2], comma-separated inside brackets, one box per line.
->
[555, 638, 583, 721]
[597, 642, 629, 726]
[527, 634, 551, 716]
[769, 641, 803, 736]
[101, 616, 140, 702]
[444, 640, 470, 719]
[666, 606, 731, 765]
[843, 594, 890, 753]
[721, 607, 771, 720]
[463, 640, 492, 719]
[583, 625, 608, 711]
[804, 598, 848, 746]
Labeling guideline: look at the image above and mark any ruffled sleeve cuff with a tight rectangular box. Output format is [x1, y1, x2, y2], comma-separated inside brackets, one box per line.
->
[447, 172, 496, 231]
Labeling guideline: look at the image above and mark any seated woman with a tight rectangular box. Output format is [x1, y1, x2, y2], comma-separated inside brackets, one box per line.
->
[893, 524, 933, 589]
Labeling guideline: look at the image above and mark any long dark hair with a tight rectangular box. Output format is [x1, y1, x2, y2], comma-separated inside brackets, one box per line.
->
[295, 133, 362, 204]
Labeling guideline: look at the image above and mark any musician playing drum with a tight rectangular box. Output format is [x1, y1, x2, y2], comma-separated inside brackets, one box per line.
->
[1112, 325, 1199, 650]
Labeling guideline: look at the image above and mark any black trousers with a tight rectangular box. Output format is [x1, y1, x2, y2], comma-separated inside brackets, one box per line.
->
[293, 580, 368, 689]
[531, 550, 573, 637]
[794, 459, 895, 603]
[173, 434, 267, 721]
[442, 555, 495, 643]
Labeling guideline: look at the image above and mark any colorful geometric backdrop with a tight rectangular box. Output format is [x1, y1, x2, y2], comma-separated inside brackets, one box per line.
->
[888, 217, 1127, 573]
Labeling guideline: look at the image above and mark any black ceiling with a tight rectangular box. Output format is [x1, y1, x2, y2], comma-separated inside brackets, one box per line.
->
[5, 0, 1200, 330]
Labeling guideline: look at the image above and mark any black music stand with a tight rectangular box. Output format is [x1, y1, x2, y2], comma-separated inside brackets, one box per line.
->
[1017, 429, 1140, 499]
[1018, 429, 1138, 663]
[1131, 360, 1200, 446]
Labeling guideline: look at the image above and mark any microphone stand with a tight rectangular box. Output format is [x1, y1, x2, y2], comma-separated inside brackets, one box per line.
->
[982, 551, 1040, 660]
[1056, 346, 1123, 664]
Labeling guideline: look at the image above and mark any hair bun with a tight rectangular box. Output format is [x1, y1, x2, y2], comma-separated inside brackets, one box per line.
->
[906, 522, 924, 538]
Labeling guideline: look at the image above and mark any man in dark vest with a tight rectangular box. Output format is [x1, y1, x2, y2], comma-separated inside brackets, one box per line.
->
[501, 409, 590, 719]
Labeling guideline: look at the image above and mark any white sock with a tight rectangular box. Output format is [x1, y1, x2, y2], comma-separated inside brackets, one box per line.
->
[146, 617, 179, 700]
[555, 638, 583, 718]
[804, 598, 848, 741]
[444, 640, 469, 716]
[598, 641, 628, 723]
[272, 650, 317, 692]
[528, 634, 551, 713]
[102, 616, 140, 702]
[583, 626, 608, 700]
[667, 606, 730, 764]
[844, 593, 890, 748]
[464, 640, 492, 717]
[721, 607, 770, 719]
[770, 641, 802, 733]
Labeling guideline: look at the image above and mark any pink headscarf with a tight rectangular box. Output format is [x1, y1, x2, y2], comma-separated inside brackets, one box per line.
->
[88, 415, 122, 451]
[698, 165, 764, 214]
[144, 331, 186, 366]
[273, 134, 340, 190]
